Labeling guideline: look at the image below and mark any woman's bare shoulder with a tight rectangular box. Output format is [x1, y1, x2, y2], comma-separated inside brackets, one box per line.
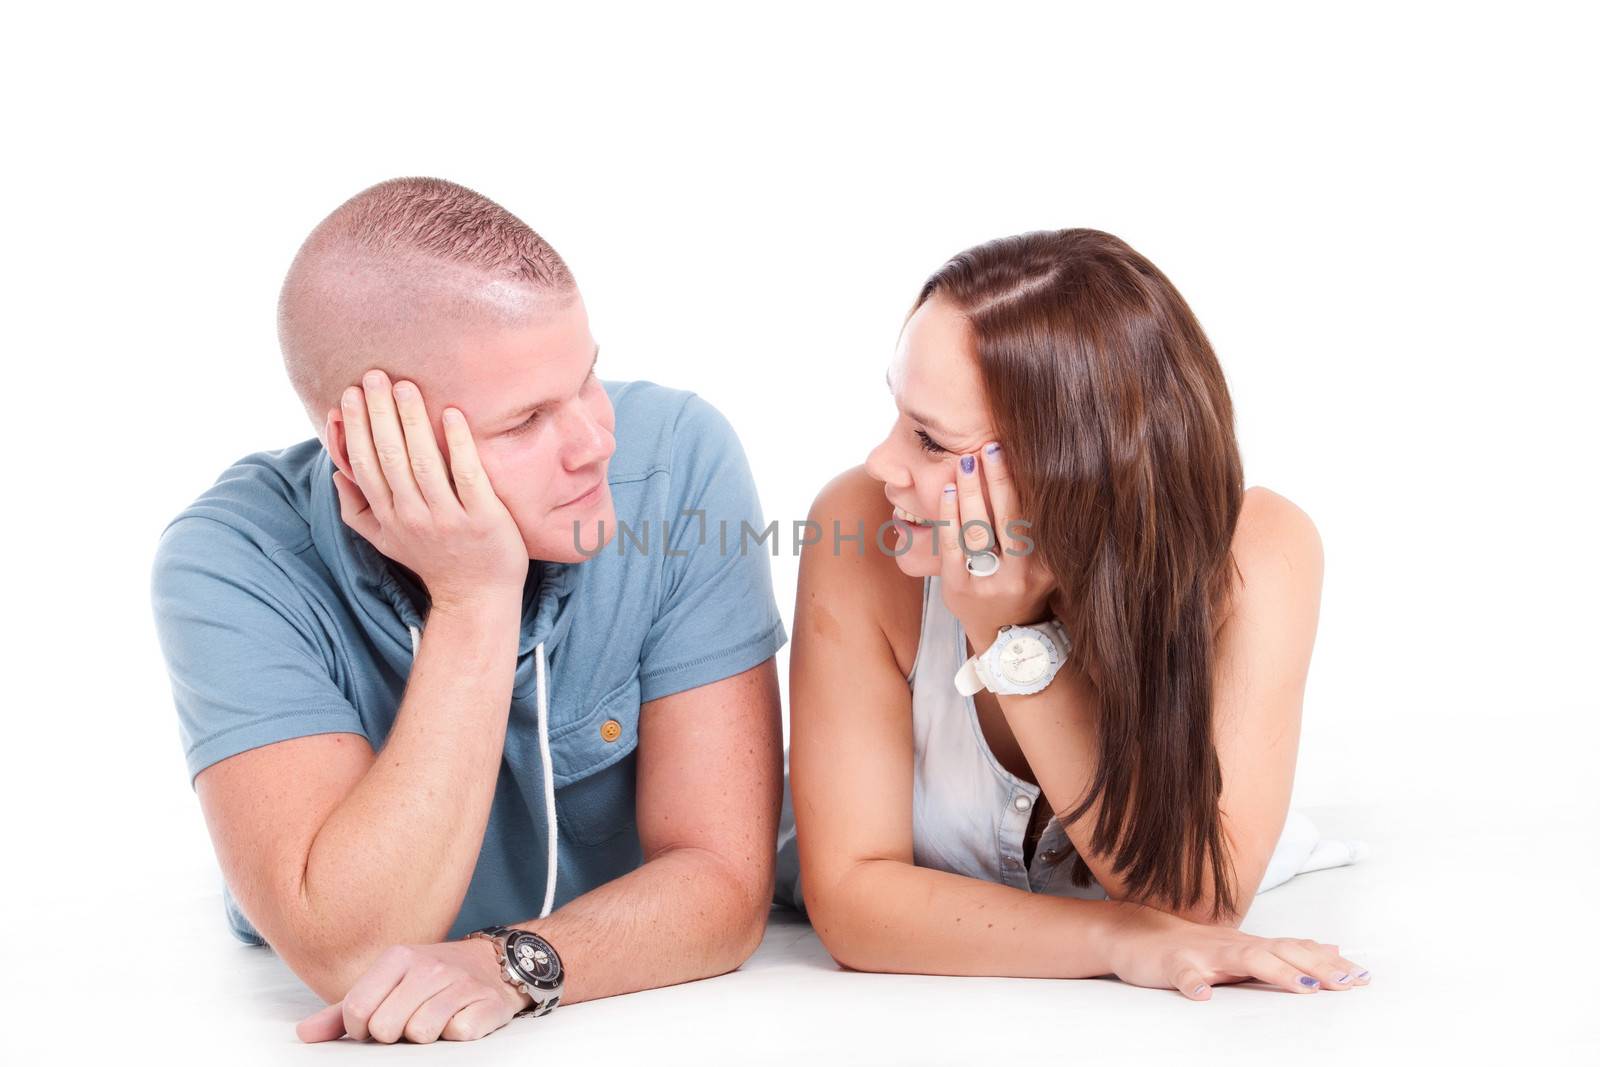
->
[1222, 486, 1324, 623]
[802, 465, 925, 679]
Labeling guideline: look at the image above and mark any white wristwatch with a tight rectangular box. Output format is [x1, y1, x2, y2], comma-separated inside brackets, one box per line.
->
[954, 619, 1072, 697]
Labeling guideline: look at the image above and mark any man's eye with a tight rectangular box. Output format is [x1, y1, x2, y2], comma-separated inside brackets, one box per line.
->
[508, 412, 541, 436]
[915, 429, 946, 455]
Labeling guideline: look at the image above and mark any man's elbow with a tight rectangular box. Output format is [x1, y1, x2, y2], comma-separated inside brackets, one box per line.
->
[256, 906, 393, 1005]
[671, 844, 772, 969]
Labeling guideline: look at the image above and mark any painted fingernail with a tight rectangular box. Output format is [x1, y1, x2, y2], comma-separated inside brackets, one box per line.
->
[960, 454, 975, 475]
[1298, 976, 1319, 989]
[1334, 973, 1351, 984]
[1191, 983, 1208, 996]
[1356, 969, 1370, 980]
[944, 483, 957, 494]
[985, 441, 1002, 457]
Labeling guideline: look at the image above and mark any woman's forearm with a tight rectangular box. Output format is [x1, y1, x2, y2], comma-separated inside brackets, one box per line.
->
[989, 663, 1239, 924]
[983, 658, 1144, 906]
[806, 855, 1120, 978]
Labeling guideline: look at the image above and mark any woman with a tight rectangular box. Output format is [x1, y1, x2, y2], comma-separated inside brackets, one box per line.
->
[774, 228, 1370, 999]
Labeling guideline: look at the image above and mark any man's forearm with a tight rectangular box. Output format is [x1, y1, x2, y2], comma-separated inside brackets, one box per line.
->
[505, 844, 773, 1006]
[294, 591, 523, 992]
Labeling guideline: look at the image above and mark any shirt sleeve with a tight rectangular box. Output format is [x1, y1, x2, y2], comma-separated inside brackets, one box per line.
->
[149, 516, 368, 788]
[637, 392, 789, 704]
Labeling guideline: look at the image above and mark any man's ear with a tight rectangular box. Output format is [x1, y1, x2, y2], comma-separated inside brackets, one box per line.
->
[322, 408, 353, 478]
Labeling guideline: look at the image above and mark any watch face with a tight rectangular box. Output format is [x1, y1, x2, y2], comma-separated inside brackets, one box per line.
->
[506, 932, 562, 988]
[999, 634, 1050, 684]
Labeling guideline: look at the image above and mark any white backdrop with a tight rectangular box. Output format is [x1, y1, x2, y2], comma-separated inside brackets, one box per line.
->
[4, 1, 1596, 1061]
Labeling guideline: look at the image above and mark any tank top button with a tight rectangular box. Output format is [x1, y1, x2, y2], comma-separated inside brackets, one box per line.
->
[1014, 794, 1032, 812]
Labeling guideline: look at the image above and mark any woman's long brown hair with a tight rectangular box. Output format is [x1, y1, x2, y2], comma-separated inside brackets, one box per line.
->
[913, 229, 1245, 920]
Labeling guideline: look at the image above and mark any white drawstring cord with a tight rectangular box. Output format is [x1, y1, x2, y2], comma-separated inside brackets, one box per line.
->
[409, 623, 559, 919]
[535, 640, 558, 919]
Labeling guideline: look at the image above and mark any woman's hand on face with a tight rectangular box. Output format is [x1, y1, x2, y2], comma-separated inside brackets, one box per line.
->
[330, 369, 531, 616]
[934, 441, 1057, 648]
[1096, 900, 1372, 1000]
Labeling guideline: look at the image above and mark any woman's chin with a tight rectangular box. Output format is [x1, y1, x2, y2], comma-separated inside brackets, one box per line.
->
[887, 522, 941, 577]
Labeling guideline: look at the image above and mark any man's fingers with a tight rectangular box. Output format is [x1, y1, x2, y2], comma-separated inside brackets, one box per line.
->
[366, 963, 457, 1044]
[440, 407, 498, 516]
[331, 470, 379, 542]
[340, 946, 414, 1041]
[440, 996, 511, 1042]
[341, 384, 393, 520]
[296, 1001, 347, 1043]
[392, 380, 463, 516]
[406, 983, 493, 1044]
[360, 369, 428, 519]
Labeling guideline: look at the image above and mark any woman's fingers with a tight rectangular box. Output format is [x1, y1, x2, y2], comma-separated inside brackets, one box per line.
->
[954, 452, 995, 556]
[937, 477, 964, 588]
[1172, 964, 1213, 1001]
[1271, 938, 1372, 990]
[341, 384, 393, 522]
[391, 379, 463, 517]
[1230, 942, 1325, 993]
[977, 442, 1025, 556]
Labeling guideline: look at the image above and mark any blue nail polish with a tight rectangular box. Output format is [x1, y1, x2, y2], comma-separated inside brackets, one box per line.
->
[1298, 976, 1319, 988]
[960, 454, 975, 475]
[985, 441, 1002, 455]
[1335, 973, 1351, 983]
[944, 484, 957, 494]
[1356, 969, 1370, 980]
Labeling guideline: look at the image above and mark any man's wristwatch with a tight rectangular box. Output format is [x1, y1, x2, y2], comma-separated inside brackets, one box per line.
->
[465, 925, 564, 1018]
[954, 619, 1072, 697]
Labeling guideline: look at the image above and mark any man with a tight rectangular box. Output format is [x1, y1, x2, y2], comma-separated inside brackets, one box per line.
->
[149, 177, 787, 1043]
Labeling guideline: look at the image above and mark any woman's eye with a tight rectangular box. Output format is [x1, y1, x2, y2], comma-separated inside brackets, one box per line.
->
[915, 429, 946, 455]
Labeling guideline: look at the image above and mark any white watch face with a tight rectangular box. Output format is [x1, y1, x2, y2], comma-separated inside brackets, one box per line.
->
[998, 634, 1050, 684]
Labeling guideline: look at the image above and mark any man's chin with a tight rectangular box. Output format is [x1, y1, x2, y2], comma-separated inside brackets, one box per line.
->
[538, 506, 618, 563]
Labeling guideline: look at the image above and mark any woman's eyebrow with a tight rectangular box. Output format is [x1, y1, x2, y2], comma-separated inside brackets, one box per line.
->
[886, 369, 957, 437]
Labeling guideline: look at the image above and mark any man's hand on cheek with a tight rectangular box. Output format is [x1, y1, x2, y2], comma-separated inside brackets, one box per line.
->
[329, 368, 531, 614]
[296, 937, 531, 1044]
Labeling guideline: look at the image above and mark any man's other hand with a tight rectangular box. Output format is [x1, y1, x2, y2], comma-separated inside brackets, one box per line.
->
[295, 936, 531, 1043]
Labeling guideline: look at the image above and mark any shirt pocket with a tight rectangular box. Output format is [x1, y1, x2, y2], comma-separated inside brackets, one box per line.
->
[551, 667, 642, 845]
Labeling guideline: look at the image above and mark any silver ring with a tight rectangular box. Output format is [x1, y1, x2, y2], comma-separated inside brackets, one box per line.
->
[965, 550, 1001, 578]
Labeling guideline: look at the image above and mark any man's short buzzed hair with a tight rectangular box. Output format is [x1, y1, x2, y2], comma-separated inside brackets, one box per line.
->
[278, 176, 577, 426]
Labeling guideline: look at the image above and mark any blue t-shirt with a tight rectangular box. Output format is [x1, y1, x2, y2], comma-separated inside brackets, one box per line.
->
[149, 378, 788, 945]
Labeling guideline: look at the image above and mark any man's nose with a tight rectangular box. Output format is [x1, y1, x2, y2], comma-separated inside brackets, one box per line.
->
[561, 402, 614, 467]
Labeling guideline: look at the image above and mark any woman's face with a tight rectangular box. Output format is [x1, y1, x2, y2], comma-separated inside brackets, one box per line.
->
[865, 293, 999, 578]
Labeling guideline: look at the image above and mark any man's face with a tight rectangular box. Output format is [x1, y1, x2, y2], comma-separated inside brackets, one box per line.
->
[324, 291, 618, 564]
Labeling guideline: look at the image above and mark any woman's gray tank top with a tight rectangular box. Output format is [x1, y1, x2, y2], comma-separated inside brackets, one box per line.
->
[774, 575, 1365, 913]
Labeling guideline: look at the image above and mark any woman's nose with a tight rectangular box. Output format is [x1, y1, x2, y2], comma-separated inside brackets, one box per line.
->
[864, 434, 906, 487]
